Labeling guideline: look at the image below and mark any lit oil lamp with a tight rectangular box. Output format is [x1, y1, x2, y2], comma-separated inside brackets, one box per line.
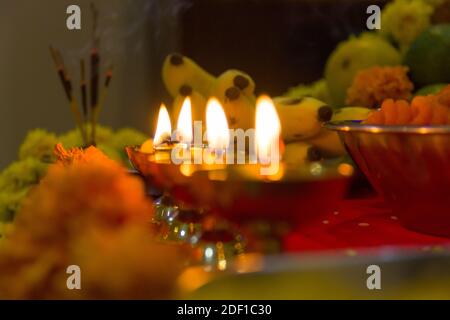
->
[128, 94, 353, 225]
[139, 104, 173, 162]
[127, 95, 355, 262]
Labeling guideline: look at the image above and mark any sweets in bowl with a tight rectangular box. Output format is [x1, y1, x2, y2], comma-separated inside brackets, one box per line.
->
[326, 86, 450, 237]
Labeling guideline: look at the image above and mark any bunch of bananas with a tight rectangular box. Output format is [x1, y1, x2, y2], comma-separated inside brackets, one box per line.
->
[163, 54, 256, 131]
[273, 97, 371, 159]
[162, 53, 371, 165]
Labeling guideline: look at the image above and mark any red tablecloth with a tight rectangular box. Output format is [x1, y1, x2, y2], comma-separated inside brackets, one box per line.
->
[283, 197, 450, 253]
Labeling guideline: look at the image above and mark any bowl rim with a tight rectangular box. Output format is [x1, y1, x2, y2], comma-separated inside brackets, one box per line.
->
[325, 120, 450, 134]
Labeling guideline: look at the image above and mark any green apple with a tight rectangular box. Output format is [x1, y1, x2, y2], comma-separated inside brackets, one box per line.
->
[325, 33, 402, 107]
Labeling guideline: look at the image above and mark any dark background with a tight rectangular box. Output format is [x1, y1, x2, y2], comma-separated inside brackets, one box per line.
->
[176, 0, 387, 96]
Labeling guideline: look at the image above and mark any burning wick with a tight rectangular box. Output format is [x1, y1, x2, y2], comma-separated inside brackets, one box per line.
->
[206, 98, 230, 161]
[206, 97, 230, 150]
[176, 96, 193, 145]
[204, 97, 230, 164]
[140, 104, 173, 153]
[255, 95, 281, 174]
[154, 104, 172, 146]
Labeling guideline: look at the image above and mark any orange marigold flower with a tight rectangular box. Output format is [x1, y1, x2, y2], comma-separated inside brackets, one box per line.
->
[346, 66, 414, 108]
[54, 143, 112, 166]
[0, 147, 184, 299]
[14, 160, 151, 242]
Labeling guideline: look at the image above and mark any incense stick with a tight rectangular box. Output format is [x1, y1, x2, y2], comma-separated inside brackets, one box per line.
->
[48, 4, 108, 148]
[49, 46, 88, 145]
[49, 46, 71, 101]
[89, 47, 100, 145]
[80, 59, 88, 120]
[88, 2, 101, 145]
[91, 65, 113, 145]
[94, 65, 113, 118]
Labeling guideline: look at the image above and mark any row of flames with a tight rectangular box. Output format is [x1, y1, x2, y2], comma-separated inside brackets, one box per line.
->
[152, 95, 281, 161]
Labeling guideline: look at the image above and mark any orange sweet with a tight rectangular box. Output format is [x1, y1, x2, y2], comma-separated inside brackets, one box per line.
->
[364, 85, 450, 125]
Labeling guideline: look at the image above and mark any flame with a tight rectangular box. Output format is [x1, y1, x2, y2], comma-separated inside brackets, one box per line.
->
[176, 97, 193, 144]
[255, 95, 281, 164]
[206, 97, 230, 149]
[153, 104, 172, 146]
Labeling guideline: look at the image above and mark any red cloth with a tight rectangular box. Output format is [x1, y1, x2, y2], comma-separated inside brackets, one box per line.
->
[283, 197, 450, 252]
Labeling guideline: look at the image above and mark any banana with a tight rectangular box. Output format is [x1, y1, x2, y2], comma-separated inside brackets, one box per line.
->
[282, 141, 323, 166]
[162, 53, 216, 98]
[222, 86, 255, 130]
[332, 106, 371, 121]
[304, 106, 371, 157]
[273, 96, 333, 142]
[212, 69, 256, 101]
[305, 129, 345, 157]
[172, 85, 207, 131]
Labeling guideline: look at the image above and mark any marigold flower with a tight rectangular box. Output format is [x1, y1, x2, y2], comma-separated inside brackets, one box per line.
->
[346, 66, 414, 108]
[0, 147, 184, 299]
[19, 129, 58, 162]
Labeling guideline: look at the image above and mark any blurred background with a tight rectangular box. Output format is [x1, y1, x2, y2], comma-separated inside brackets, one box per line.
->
[0, 0, 385, 169]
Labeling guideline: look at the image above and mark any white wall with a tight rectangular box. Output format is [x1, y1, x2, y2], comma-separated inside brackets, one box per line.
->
[0, 0, 180, 168]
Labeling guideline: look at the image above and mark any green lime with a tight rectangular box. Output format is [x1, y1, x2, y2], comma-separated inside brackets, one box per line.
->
[415, 83, 448, 96]
[325, 33, 402, 107]
[405, 24, 450, 86]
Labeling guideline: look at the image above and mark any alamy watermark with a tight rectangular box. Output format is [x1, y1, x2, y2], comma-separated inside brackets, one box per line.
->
[66, 5, 81, 30]
[366, 5, 381, 30]
[164, 121, 280, 176]
[66, 265, 81, 290]
[366, 264, 381, 290]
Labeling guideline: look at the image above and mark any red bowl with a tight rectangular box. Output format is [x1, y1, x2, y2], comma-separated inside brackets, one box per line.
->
[326, 121, 450, 237]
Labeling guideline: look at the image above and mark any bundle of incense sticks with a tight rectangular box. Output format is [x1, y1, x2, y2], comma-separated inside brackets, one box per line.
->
[49, 5, 113, 147]
[50, 46, 113, 147]
[49, 46, 87, 145]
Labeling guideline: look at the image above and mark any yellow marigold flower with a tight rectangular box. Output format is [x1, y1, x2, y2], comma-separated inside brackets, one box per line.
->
[19, 129, 58, 162]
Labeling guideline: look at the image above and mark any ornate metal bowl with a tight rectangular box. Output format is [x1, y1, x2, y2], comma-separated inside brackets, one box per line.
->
[126, 146, 351, 224]
[326, 121, 450, 237]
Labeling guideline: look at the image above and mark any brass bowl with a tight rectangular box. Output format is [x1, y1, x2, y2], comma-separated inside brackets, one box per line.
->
[326, 121, 450, 237]
[126, 146, 351, 224]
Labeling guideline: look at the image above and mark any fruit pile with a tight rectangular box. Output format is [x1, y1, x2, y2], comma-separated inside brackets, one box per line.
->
[161, 52, 373, 163]
[159, 1, 450, 164]
[288, 0, 450, 110]
[163, 54, 256, 131]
